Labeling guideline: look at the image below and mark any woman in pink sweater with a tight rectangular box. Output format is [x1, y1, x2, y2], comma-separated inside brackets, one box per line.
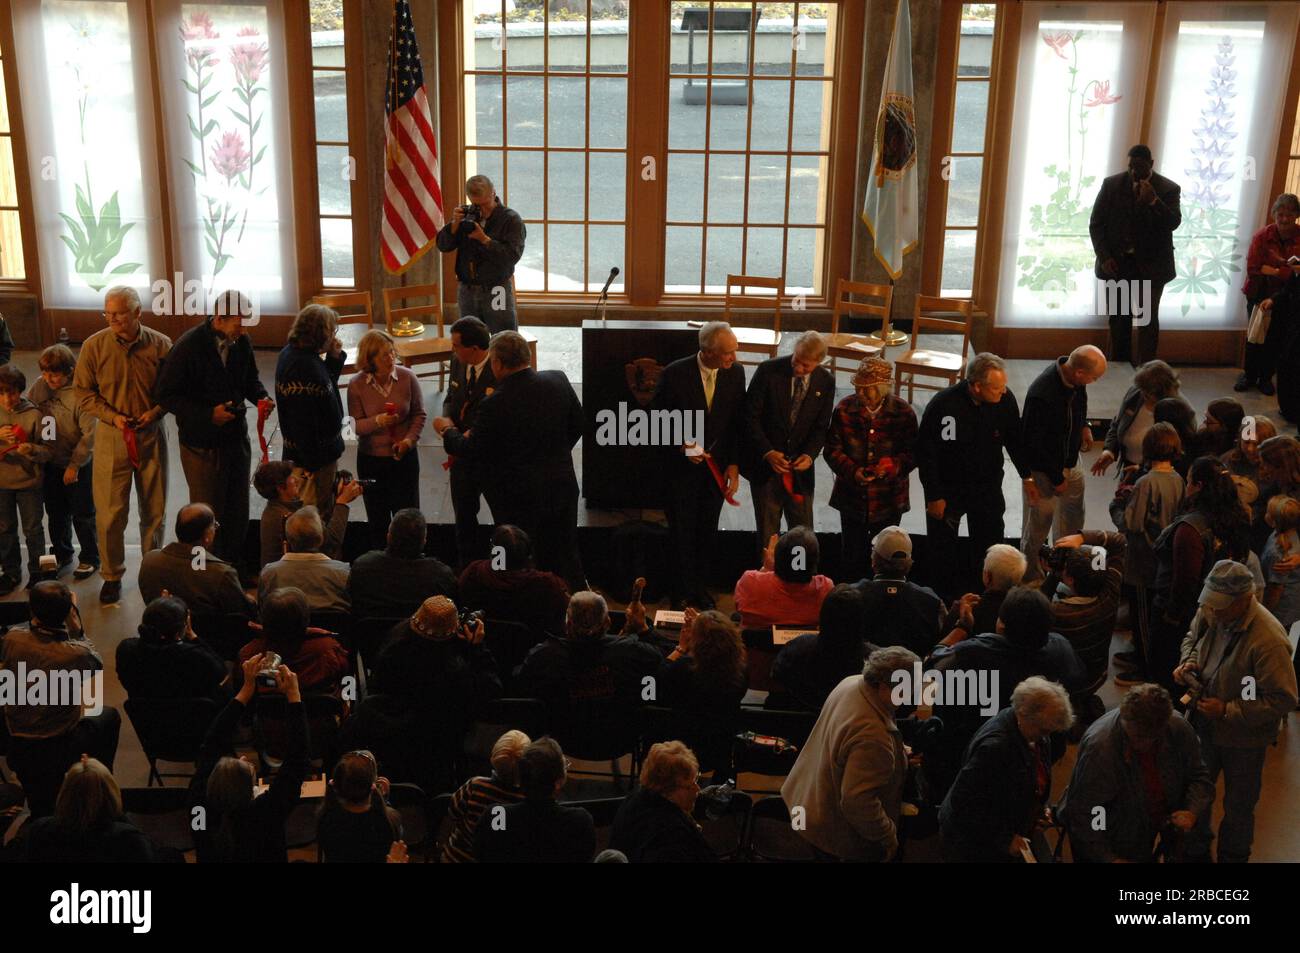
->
[733, 526, 835, 628]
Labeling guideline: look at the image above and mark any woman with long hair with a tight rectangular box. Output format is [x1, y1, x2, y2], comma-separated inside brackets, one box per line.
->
[24, 756, 154, 862]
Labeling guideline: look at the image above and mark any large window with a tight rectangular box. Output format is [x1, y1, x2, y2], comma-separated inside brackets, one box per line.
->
[462, 0, 629, 294]
[0, 34, 24, 280]
[938, 3, 995, 297]
[310, 0, 355, 287]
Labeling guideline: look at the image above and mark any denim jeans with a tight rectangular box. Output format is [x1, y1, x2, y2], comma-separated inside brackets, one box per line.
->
[1186, 728, 1268, 863]
[43, 461, 98, 567]
[458, 282, 517, 334]
[0, 486, 46, 580]
[1021, 467, 1086, 582]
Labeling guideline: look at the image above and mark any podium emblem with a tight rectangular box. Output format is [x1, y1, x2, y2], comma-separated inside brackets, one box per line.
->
[624, 358, 663, 408]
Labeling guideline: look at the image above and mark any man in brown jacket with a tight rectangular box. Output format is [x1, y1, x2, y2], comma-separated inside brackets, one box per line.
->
[781, 645, 918, 861]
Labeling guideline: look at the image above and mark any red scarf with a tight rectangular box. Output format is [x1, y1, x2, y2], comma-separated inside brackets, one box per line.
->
[256, 398, 274, 464]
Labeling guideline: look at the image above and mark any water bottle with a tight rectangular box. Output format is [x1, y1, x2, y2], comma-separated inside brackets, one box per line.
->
[58, 327, 70, 345]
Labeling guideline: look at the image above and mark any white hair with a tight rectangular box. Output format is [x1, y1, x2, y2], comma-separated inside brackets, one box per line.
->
[965, 352, 1005, 385]
[104, 285, 142, 313]
[793, 330, 828, 361]
[1010, 676, 1074, 734]
[698, 321, 734, 353]
[983, 544, 1027, 590]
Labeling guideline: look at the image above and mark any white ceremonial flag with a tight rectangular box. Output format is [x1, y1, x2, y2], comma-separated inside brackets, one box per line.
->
[861, 0, 919, 280]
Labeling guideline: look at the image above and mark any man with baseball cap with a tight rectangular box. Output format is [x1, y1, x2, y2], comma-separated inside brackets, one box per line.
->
[852, 526, 944, 659]
[1174, 559, 1297, 862]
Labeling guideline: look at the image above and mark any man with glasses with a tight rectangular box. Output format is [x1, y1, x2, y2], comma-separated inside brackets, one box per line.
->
[138, 503, 254, 617]
[73, 286, 172, 604]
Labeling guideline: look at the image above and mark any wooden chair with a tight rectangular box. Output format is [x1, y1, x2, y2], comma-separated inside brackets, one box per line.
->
[826, 278, 890, 380]
[893, 295, 974, 402]
[382, 283, 454, 391]
[723, 274, 783, 364]
[311, 291, 372, 326]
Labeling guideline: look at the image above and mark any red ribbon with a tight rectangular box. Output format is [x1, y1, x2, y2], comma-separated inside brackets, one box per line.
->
[705, 455, 740, 506]
[256, 398, 274, 464]
[781, 470, 805, 504]
[124, 426, 140, 469]
[875, 456, 898, 479]
[0, 425, 28, 458]
[384, 401, 402, 448]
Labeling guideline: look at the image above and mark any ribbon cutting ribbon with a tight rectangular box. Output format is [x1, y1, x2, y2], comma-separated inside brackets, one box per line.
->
[124, 426, 141, 469]
[704, 455, 740, 506]
[256, 398, 274, 464]
[0, 425, 28, 458]
[781, 470, 805, 505]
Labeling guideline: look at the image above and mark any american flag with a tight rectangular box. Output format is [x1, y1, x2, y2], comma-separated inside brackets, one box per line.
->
[381, 0, 444, 274]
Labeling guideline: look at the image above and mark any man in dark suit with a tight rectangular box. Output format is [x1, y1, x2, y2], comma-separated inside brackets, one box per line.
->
[137, 503, 254, 616]
[433, 331, 586, 591]
[441, 316, 496, 568]
[1089, 144, 1181, 366]
[742, 330, 835, 559]
[653, 321, 746, 609]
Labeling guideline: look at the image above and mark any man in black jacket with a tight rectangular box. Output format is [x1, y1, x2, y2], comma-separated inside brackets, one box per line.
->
[742, 330, 834, 559]
[915, 352, 1034, 600]
[653, 321, 746, 609]
[1089, 144, 1182, 365]
[348, 508, 457, 619]
[433, 331, 585, 591]
[155, 291, 269, 569]
[442, 316, 496, 568]
[1020, 346, 1107, 582]
[475, 737, 596, 863]
[435, 175, 526, 334]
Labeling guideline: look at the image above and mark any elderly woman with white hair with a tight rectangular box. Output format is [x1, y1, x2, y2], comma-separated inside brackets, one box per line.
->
[441, 729, 531, 863]
[823, 356, 918, 582]
[610, 740, 716, 863]
[938, 676, 1074, 862]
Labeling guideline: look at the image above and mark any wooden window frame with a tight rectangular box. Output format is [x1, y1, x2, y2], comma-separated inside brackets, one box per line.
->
[0, 6, 39, 296]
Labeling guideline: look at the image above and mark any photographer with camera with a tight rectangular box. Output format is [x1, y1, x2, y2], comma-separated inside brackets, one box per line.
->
[435, 175, 526, 333]
[238, 586, 348, 695]
[1174, 560, 1297, 863]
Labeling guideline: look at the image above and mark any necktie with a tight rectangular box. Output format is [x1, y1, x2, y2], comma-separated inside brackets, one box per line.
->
[703, 370, 715, 411]
[468, 364, 477, 391]
[790, 375, 806, 426]
[217, 339, 229, 367]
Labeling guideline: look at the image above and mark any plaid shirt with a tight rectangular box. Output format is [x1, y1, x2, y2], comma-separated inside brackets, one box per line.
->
[824, 393, 918, 523]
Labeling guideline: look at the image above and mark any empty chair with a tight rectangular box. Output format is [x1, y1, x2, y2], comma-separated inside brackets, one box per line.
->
[746, 794, 820, 862]
[724, 273, 784, 364]
[826, 278, 891, 380]
[893, 295, 974, 401]
[124, 696, 222, 787]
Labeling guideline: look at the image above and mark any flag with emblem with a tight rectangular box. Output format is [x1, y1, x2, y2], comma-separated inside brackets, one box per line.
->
[861, 0, 919, 280]
[381, 0, 444, 274]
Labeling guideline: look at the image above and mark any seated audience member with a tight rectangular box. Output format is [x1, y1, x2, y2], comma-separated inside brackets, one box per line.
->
[1038, 530, 1125, 698]
[138, 503, 254, 615]
[442, 729, 530, 863]
[24, 756, 154, 863]
[372, 595, 501, 717]
[1154, 396, 1198, 479]
[770, 584, 866, 712]
[317, 750, 403, 863]
[1186, 397, 1245, 460]
[259, 507, 350, 613]
[855, 526, 945, 657]
[191, 657, 308, 863]
[517, 591, 663, 749]
[474, 737, 596, 864]
[254, 460, 358, 570]
[611, 741, 715, 864]
[1261, 495, 1300, 635]
[733, 526, 835, 628]
[1059, 683, 1214, 862]
[239, 587, 348, 694]
[939, 677, 1073, 863]
[657, 610, 747, 774]
[115, 595, 229, 702]
[941, 544, 1027, 643]
[925, 587, 1087, 801]
[458, 525, 570, 636]
[1222, 414, 1276, 550]
[782, 647, 919, 862]
[1, 581, 120, 817]
[348, 508, 457, 619]
[0, 364, 52, 594]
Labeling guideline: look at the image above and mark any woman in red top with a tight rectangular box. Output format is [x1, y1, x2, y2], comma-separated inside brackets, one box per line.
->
[1238, 193, 1300, 394]
[734, 526, 835, 628]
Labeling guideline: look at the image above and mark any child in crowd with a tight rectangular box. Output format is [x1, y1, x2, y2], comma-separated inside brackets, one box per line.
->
[28, 344, 99, 581]
[0, 365, 52, 594]
[317, 749, 404, 863]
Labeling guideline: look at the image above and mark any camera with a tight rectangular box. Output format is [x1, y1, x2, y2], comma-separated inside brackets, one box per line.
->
[459, 608, 483, 632]
[256, 652, 283, 689]
[461, 204, 481, 224]
[1039, 543, 1069, 573]
[333, 469, 376, 495]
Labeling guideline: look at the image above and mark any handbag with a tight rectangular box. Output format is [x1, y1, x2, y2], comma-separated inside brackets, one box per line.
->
[1246, 302, 1272, 345]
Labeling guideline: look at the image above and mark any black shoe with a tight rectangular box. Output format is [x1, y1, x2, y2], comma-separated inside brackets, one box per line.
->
[1234, 373, 1253, 392]
[1259, 378, 1275, 396]
[99, 580, 122, 604]
[73, 562, 98, 580]
[0, 576, 17, 597]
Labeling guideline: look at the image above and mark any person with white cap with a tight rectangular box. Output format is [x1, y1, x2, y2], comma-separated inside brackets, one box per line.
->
[852, 525, 944, 659]
[824, 356, 918, 583]
[1174, 559, 1297, 863]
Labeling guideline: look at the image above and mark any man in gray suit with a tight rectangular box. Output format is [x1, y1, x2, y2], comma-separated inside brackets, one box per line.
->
[1089, 144, 1181, 367]
[138, 503, 253, 616]
[258, 506, 350, 613]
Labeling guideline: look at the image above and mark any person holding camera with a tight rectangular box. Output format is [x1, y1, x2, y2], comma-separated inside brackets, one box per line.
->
[253, 460, 360, 570]
[155, 290, 269, 572]
[238, 586, 348, 695]
[435, 174, 526, 334]
[1174, 560, 1297, 863]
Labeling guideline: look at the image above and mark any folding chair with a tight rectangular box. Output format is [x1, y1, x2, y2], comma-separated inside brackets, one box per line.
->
[893, 295, 974, 402]
[745, 794, 819, 862]
[723, 273, 783, 365]
[124, 696, 221, 786]
[382, 283, 455, 391]
[826, 278, 890, 381]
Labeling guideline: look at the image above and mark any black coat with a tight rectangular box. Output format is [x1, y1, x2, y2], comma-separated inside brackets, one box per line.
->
[653, 354, 746, 472]
[1089, 170, 1181, 283]
[442, 356, 497, 431]
[442, 367, 583, 517]
[610, 788, 716, 863]
[741, 355, 835, 494]
[155, 319, 267, 449]
[474, 798, 596, 863]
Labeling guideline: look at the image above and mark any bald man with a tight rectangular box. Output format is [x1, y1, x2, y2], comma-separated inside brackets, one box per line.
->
[137, 502, 253, 615]
[1020, 346, 1107, 581]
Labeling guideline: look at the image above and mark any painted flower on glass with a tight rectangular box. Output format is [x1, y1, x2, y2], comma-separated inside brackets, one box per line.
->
[1042, 32, 1072, 60]
[211, 130, 251, 183]
[231, 26, 270, 87]
[180, 11, 219, 70]
[1083, 80, 1121, 107]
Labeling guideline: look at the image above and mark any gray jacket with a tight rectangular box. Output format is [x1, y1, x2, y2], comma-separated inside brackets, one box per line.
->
[28, 379, 95, 470]
[259, 554, 350, 614]
[1179, 600, 1298, 748]
[1059, 707, 1214, 862]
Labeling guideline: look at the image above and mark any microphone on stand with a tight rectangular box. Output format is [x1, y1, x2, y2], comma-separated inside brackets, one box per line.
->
[596, 266, 619, 322]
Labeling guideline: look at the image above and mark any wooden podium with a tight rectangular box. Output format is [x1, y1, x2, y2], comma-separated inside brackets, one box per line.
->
[581, 319, 702, 509]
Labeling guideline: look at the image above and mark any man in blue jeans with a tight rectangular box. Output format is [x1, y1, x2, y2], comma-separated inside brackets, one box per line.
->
[435, 175, 526, 334]
[1175, 561, 1297, 862]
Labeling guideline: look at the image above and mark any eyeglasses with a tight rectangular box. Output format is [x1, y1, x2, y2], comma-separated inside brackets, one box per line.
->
[102, 310, 135, 320]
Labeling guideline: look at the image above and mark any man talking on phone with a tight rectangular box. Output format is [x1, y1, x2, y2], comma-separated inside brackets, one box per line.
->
[1089, 144, 1182, 366]
[435, 175, 526, 334]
